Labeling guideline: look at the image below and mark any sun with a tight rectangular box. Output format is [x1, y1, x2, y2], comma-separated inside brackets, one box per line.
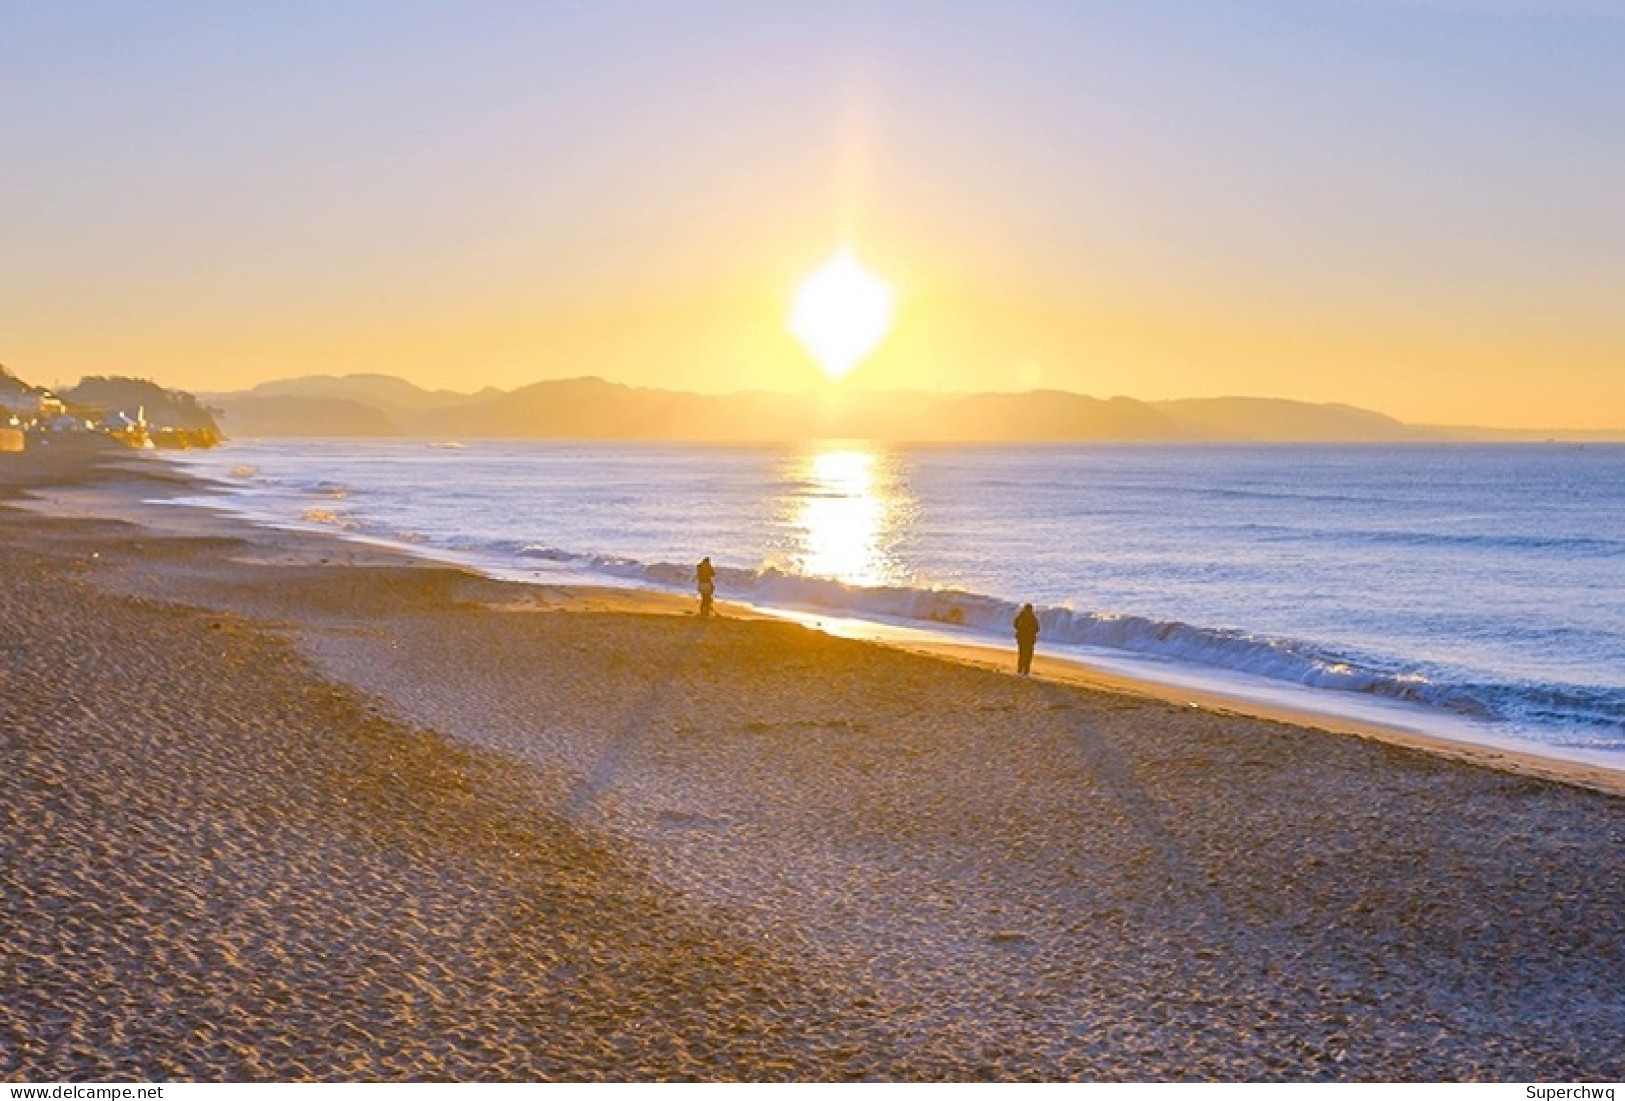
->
[788, 248, 896, 382]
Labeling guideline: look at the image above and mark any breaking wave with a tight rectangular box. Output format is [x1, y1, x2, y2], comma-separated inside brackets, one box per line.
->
[512, 544, 1625, 745]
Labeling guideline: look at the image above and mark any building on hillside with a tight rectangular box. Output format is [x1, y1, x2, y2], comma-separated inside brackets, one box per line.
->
[103, 408, 152, 448]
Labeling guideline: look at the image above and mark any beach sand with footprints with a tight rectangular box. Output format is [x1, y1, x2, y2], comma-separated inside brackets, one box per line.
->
[3, 444, 1623, 1081]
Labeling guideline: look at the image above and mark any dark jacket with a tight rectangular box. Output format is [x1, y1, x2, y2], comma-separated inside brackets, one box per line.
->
[1014, 606, 1040, 643]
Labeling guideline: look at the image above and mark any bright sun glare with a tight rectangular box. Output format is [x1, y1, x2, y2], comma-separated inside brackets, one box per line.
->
[788, 249, 896, 382]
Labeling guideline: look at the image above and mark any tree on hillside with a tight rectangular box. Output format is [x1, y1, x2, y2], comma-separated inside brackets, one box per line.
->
[0, 363, 43, 393]
[63, 376, 222, 433]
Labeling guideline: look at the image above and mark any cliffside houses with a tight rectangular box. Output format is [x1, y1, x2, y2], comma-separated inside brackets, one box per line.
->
[0, 375, 217, 450]
[0, 385, 137, 448]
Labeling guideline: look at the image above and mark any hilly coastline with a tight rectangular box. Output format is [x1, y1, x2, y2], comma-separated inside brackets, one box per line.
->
[205, 374, 1491, 443]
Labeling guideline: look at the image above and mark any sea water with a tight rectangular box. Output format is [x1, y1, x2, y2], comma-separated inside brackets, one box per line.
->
[166, 441, 1625, 766]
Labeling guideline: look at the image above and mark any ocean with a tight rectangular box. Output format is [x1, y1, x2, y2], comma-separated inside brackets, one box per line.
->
[167, 440, 1625, 766]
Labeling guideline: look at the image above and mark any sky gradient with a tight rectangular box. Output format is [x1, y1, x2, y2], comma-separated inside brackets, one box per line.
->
[3, 1, 1621, 427]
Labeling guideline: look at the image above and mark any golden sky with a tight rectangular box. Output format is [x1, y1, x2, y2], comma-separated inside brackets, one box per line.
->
[2, 2, 1621, 428]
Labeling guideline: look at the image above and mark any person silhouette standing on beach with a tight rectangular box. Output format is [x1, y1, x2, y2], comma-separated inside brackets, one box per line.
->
[1013, 603, 1040, 676]
[696, 556, 716, 619]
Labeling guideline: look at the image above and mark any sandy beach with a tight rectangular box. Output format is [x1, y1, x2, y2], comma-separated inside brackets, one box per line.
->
[3, 444, 1623, 1081]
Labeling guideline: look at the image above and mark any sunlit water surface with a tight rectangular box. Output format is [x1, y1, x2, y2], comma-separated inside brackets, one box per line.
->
[168, 441, 1625, 765]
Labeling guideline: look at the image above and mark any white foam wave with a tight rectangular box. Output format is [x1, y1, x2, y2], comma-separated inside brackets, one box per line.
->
[510, 543, 1624, 742]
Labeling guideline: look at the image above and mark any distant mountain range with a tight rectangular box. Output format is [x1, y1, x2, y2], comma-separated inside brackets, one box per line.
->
[202, 373, 1623, 443]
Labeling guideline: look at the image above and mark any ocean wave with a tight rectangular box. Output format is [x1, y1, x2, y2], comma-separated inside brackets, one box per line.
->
[1351, 530, 1624, 556]
[1226, 524, 1623, 557]
[508, 544, 1625, 738]
[300, 506, 356, 529]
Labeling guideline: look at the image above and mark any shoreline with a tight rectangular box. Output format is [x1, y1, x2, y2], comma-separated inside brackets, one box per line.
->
[757, 607, 1625, 798]
[7, 444, 1625, 1081]
[33, 448, 1623, 799]
[1, 446, 896, 1080]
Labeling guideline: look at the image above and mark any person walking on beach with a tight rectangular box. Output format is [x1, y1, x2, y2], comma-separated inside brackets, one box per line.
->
[1013, 603, 1040, 676]
[696, 556, 716, 619]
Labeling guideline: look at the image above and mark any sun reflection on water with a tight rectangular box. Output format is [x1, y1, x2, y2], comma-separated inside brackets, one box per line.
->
[781, 445, 913, 588]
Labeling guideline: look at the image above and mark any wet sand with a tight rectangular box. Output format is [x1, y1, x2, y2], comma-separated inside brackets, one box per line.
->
[3, 444, 1623, 1081]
